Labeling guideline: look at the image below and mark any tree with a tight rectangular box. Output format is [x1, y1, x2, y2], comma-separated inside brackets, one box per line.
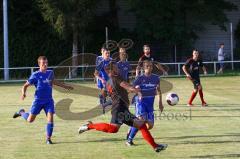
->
[127, 0, 237, 51]
[37, 0, 98, 74]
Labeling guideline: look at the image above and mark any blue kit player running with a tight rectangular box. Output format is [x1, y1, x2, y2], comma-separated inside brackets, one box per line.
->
[94, 47, 112, 112]
[117, 47, 131, 81]
[126, 60, 164, 146]
[13, 56, 73, 144]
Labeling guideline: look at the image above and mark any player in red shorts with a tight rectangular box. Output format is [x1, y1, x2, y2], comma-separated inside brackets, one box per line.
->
[182, 49, 208, 107]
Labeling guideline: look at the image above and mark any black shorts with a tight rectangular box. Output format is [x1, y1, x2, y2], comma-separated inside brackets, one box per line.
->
[111, 103, 136, 127]
[192, 78, 201, 89]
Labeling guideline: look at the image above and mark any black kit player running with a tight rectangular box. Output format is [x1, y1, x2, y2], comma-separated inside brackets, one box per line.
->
[182, 50, 208, 107]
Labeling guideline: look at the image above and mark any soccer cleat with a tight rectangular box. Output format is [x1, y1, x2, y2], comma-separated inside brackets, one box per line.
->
[187, 103, 194, 107]
[154, 144, 168, 153]
[46, 139, 53, 144]
[202, 102, 208, 107]
[13, 109, 25, 118]
[78, 121, 92, 134]
[125, 140, 135, 146]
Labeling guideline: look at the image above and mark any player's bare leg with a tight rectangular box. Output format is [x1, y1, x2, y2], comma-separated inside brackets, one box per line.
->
[27, 114, 36, 123]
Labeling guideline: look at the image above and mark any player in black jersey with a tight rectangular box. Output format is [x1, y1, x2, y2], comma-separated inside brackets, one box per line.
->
[78, 62, 168, 152]
[136, 45, 168, 77]
[182, 49, 208, 107]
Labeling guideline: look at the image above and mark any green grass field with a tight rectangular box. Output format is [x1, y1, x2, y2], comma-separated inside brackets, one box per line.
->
[0, 76, 240, 159]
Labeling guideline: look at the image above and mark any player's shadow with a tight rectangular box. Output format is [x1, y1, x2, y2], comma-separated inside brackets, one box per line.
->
[179, 140, 240, 145]
[161, 133, 240, 140]
[190, 154, 240, 158]
[56, 137, 144, 146]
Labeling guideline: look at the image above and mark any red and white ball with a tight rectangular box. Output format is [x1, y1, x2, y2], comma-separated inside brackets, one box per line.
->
[166, 92, 179, 106]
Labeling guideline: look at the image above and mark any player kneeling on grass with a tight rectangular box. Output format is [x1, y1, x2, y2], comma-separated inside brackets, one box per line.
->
[13, 56, 73, 144]
[182, 49, 208, 107]
[126, 60, 163, 146]
[78, 62, 167, 153]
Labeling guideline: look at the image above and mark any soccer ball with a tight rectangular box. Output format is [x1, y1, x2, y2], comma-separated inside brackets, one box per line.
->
[166, 92, 179, 106]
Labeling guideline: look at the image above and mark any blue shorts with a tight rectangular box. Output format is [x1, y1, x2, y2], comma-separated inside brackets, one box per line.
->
[135, 97, 154, 122]
[30, 99, 55, 115]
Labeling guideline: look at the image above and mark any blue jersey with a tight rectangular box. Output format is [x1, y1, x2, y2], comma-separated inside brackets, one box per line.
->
[117, 61, 131, 81]
[96, 58, 112, 81]
[96, 56, 103, 67]
[28, 70, 54, 100]
[133, 74, 160, 100]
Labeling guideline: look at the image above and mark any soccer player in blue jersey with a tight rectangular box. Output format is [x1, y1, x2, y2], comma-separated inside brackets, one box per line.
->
[126, 60, 164, 146]
[95, 47, 105, 104]
[13, 56, 73, 144]
[94, 47, 112, 112]
[117, 47, 131, 81]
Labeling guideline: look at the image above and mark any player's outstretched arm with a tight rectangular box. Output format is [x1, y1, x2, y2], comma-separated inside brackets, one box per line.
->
[120, 81, 140, 94]
[21, 82, 31, 100]
[52, 80, 73, 90]
[155, 63, 168, 75]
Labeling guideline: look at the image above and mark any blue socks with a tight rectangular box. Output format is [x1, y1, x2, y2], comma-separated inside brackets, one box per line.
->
[128, 127, 139, 142]
[21, 112, 29, 120]
[46, 122, 54, 139]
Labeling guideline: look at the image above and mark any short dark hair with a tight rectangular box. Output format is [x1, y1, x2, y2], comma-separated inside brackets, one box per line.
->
[37, 56, 47, 62]
[143, 44, 150, 49]
[193, 49, 198, 52]
[220, 43, 224, 46]
[102, 46, 110, 51]
[143, 60, 153, 66]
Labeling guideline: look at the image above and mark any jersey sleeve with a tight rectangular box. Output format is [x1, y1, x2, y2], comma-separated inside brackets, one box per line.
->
[128, 62, 132, 70]
[49, 70, 55, 81]
[133, 76, 141, 86]
[27, 73, 37, 85]
[199, 60, 204, 67]
[184, 59, 191, 67]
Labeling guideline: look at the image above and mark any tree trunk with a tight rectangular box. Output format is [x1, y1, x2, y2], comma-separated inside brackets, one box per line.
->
[72, 25, 78, 78]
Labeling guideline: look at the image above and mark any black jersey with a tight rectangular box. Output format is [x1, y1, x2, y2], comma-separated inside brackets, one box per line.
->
[184, 58, 203, 79]
[106, 74, 130, 107]
[137, 54, 154, 68]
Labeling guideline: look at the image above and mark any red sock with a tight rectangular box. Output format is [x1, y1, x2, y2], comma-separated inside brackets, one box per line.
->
[199, 89, 205, 103]
[88, 123, 119, 133]
[188, 91, 198, 104]
[139, 124, 158, 148]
